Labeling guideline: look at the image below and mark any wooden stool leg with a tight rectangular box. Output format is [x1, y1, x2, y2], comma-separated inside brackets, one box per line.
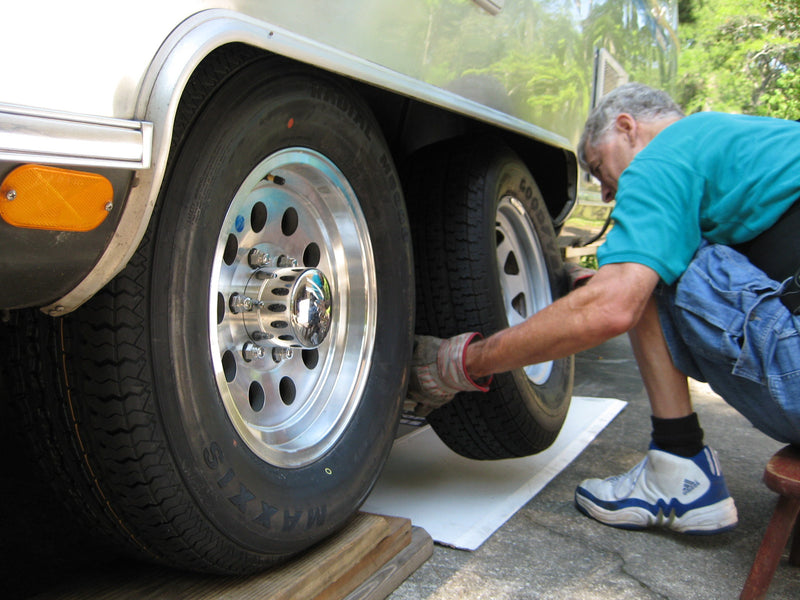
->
[790, 514, 800, 567]
[740, 495, 800, 600]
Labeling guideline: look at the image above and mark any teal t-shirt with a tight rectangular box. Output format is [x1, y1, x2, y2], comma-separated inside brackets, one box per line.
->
[597, 112, 800, 284]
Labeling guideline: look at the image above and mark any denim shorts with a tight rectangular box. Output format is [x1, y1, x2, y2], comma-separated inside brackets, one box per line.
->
[657, 242, 800, 444]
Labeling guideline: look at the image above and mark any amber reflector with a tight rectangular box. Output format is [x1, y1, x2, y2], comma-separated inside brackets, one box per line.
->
[0, 164, 113, 231]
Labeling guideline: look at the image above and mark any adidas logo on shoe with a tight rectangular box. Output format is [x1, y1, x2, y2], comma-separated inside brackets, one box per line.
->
[682, 479, 700, 495]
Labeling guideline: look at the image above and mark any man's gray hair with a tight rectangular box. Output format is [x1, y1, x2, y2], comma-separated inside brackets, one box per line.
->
[578, 83, 684, 170]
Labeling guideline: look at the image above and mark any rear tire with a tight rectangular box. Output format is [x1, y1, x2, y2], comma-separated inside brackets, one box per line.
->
[406, 137, 573, 459]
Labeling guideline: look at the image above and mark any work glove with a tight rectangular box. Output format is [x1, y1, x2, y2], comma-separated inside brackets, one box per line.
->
[565, 261, 595, 290]
[407, 332, 491, 416]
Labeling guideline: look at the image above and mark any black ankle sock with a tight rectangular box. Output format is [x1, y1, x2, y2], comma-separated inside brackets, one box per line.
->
[651, 413, 704, 457]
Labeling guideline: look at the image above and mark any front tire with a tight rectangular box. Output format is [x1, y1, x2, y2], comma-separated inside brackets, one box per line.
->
[6, 62, 413, 574]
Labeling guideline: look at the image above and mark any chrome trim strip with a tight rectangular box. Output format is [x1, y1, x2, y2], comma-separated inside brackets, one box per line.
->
[139, 10, 572, 151]
[44, 8, 572, 314]
[0, 103, 152, 169]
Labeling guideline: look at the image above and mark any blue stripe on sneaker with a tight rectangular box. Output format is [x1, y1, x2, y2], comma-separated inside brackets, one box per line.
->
[575, 479, 731, 519]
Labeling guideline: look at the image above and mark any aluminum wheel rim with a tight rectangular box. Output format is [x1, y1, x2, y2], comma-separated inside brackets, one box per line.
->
[495, 196, 554, 384]
[209, 148, 376, 468]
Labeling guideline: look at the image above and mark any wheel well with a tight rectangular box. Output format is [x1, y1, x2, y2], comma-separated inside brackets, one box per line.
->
[172, 42, 576, 224]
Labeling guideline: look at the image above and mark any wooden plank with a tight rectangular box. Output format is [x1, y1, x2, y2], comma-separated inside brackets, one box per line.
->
[345, 527, 434, 600]
[255, 513, 398, 600]
[36, 513, 428, 600]
[313, 515, 412, 600]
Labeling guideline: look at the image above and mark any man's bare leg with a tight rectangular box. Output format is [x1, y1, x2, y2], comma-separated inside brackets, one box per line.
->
[575, 296, 737, 534]
[628, 295, 692, 419]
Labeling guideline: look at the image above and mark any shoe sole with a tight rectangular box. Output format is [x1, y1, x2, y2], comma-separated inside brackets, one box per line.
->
[575, 493, 738, 534]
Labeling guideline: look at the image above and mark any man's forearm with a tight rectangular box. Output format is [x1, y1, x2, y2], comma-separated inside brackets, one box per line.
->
[465, 262, 659, 378]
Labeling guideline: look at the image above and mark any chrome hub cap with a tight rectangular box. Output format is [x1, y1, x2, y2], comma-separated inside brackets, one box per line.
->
[236, 265, 332, 349]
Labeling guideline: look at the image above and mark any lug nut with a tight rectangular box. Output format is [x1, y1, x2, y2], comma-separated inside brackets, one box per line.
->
[230, 293, 263, 314]
[242, 342, 266, 362]
[276, 255, 298, 268]
[248, 249, 272, 269]
[272, 347, 294, 362]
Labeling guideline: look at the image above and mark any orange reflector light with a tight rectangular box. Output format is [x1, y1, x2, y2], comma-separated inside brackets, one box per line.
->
[0, 164, 113, 232]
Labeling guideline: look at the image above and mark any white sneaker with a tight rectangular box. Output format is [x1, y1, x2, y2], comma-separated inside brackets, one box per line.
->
[575, 444, 738, 534]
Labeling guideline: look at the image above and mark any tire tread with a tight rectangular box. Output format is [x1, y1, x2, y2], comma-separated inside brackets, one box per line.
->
[406, 136, 573, 460]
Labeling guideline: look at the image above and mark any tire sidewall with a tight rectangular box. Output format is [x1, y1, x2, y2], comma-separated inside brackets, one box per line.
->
[149, 68, 412, 552]
[471, 148, 572, 429]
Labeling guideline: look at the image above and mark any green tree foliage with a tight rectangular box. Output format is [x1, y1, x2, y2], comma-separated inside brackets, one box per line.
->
[419, 0, 593, 132]
[412, 0, 678, 139]
[369, 0, 679, 143]
[678, 0, 800, 117]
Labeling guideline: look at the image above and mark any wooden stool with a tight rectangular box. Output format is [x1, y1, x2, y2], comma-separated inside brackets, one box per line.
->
[740, 445, 800, 600]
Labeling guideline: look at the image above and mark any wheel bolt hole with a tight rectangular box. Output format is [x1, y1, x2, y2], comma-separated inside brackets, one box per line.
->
[222, 350, 236, 383]
[279, 377, 296, 405]
[303, 243, 321, 267]
[249, 381, 265, 412]
[217, 292, 225, 324]
[223, 233, 238, 266]
[251, 202, 267, 233]
[511, 292, 527, 318]
[281, 207, 299, 236]
[302, 349, 319, 370]
[504, 252, 520, 275]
